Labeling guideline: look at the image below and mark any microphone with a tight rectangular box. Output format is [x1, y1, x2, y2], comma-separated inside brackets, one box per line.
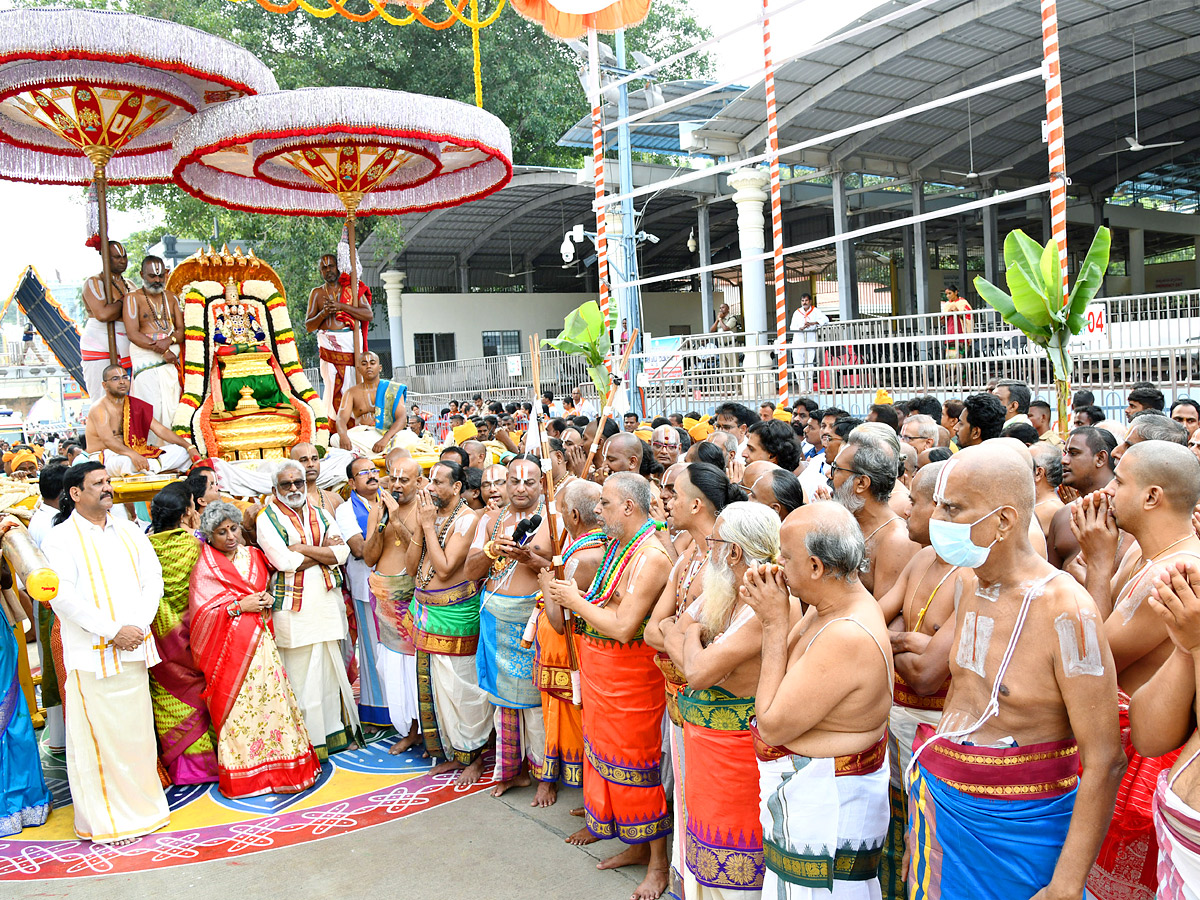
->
[377, 490, 401, 532]
[519, 514, 542, 545]
[510, 517, 532, 545]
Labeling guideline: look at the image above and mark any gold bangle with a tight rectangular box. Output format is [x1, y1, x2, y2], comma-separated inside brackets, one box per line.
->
[484, 540, 499, 560]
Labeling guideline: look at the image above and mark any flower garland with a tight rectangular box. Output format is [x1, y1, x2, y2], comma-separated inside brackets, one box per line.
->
[171, 277, 330, 451]
[583, 521, 655, 608]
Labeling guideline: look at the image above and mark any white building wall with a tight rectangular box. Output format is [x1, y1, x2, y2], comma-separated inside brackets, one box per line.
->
[399, 291, 705, 362]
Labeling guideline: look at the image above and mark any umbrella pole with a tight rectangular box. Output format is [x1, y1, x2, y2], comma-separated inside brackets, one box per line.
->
[89, 151, 118, 365]
[340, 192, 364, 366]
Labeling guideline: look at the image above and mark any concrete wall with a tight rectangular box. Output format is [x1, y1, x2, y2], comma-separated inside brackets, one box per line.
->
[395, 291, 704, 362]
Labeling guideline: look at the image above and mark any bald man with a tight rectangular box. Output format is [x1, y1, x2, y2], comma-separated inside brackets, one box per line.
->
[740, 502, 894, 900]
[875, 461, 975, 897]
[464, 458, 552, 799]
[290, 442, 342, 513]
[1074, 442, 1200, 899]
[603, 432, 643, 475]
[747, 462, 804, 520]
[906, 443, 1123, 900]
[461, 440, 488, 471]
[335, 351, 408, 455]
[650, 424, 681, 470]
[362, 456, 423, 753]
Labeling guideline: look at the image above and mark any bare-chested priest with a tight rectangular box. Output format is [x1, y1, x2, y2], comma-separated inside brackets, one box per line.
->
[305, 253, 373, 416]
[540, 473, 674, 900]
[335, 351, 409, 455]
[81, 240, 132, 400]
[465, 458, 553, 798]
[905, 441, 1124, 900]
[123, 255, 183, 430]
[85, 364, 195, 475]
[1073, 441, 1200, 899]
[740, 501, 894, 900]
[364, 457, 424, 754]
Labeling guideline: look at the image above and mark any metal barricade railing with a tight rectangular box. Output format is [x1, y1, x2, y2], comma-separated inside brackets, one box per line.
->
[394, 348, 595, 406]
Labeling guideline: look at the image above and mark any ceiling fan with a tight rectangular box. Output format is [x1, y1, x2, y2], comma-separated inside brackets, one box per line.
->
[495, 234, 534, 279]
[945, 97, 1013, 181]
[1101, 34, 1184, 156]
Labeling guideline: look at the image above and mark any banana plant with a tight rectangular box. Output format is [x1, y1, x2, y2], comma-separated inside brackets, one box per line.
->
[973, 227, 1111, 439]
[541, 300, 618, 404]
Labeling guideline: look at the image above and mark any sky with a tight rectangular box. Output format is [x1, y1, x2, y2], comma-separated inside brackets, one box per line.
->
[0, 0, 887, 288]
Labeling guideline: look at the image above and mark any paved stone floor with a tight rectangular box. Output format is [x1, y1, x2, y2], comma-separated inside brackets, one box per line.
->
[9, 784, 645, 900]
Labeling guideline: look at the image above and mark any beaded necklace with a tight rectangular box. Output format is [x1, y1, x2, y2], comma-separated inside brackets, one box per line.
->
[563, 528, 606, 563]
[675, 543, 705, 614]
[416, 499, 467, 589]
[584, 521, 655, 608]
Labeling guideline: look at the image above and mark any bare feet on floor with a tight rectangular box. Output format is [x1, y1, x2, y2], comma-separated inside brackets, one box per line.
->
[598, 843, 650, 871]
[565, 825, 598, 846]
[490, 770, 532, 798]
[570, 806, 585, 817]
[631, 862, 669, 900]
[428, 758, 464, 778]
[105, 837, 140, 848]
[454, 756, 486, 788]
[531, 781, 557, 808]
[389, 725, 421, 755]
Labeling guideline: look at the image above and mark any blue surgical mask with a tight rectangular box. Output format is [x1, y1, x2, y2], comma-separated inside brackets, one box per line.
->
[928, 506, 1005, 568]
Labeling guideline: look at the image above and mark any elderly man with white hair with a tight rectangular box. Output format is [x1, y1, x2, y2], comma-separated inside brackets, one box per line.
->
[830, 422, 918, 599]
[256, 459, 359, 758]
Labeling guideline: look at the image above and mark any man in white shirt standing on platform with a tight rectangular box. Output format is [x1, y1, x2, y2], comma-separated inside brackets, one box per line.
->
[43, 461, 168, 846]
[257, 460, 360, 758]
[788, 293, 828, 393]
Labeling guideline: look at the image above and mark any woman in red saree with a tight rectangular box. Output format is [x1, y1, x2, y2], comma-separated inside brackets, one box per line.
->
[190, 501, 320, 798]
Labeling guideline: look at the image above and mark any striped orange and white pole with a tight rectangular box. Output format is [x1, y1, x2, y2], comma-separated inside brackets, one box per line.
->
[762, 0, 788, 407]
[587, 28, 613, 370]
[1041, 0, 1068, 298]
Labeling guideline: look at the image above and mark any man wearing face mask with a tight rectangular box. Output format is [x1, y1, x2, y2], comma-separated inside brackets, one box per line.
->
[906, 443, 1123, 900]
[256, 460, 358, 758]
[874, 461, 974, 899]
[660, 501, 779, 899]
[124, 255, 183, 430]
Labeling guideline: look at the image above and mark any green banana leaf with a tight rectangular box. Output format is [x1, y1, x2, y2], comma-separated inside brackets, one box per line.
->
[1067, 227, 1112, 322]
[972, 275, 1042, 336]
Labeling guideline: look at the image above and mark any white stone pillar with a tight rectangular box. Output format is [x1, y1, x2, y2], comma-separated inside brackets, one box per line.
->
[728, 167, 770, 401]
[381, 269, 407, 373]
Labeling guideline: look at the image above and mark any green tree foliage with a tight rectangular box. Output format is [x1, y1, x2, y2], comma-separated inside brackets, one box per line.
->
[16, 0, 710, 364]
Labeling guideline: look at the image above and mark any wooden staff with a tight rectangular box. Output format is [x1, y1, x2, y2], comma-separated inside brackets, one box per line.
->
[579, 330, 639, 481]
[521, 333, 582, 705]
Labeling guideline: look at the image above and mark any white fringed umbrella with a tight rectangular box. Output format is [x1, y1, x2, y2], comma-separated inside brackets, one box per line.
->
[172, 86, 513, 358]
[0, 7, 278, 361]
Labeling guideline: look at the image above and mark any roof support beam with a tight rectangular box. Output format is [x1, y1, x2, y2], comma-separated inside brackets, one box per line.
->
[908, 34, 1200, 174]
[1091, 134, 1200, 198]
[460, 187, 583, 259]
[831, 0, 1195, 166]
[1071, 109, 1200, 186]
[741, 0, 1025, 154]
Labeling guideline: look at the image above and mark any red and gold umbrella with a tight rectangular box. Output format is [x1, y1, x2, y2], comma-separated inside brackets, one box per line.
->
[172, 85, 513, 359]
[0, 7, 277, 362]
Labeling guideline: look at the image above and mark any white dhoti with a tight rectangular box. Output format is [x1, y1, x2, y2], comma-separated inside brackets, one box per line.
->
[43, 705, 65, 753]
[101, 444, 191, 476]
[128, 343, 181, 437]
[346, 425, 393, 456]
[64, 665, 169, 844]
[317, 330, 357, 415]
[377, 644, 419, 733]
[758, 741, 890, 899]
[428, 653, 493, 759]
[278, 641, 360, 756]
[888, 704, 942, 792]
[80, 319, 130, 401]
[491, 704, 545, 782]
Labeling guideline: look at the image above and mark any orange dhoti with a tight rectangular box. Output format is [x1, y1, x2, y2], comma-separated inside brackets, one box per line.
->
[533, 610, 583, 788]
[579, 621, 672, 844]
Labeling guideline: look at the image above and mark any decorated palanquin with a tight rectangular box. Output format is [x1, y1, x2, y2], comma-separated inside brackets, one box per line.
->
[167, 246, 329, 462]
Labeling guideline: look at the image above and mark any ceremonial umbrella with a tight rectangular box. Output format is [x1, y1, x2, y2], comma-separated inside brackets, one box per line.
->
[508, 0, 650, 39]
[0, 7, 278, 362]
[172, 86, 513, 359]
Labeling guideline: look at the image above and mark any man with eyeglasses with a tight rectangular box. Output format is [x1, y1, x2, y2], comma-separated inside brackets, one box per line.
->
[85, 363, 197, 475]
[480, 463, 508, 509]
[900, 414, 938, 458]
[336, 457, 389, 733]
[257, 460, 358, 758]
[650, 424, 681, 470]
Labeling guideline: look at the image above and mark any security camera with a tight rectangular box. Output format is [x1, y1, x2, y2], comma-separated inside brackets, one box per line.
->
[560, 236, 576, 264]
[571, 223, 585, 244]
[687, 227, 697, 253]
[641, 231, 660, 244]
